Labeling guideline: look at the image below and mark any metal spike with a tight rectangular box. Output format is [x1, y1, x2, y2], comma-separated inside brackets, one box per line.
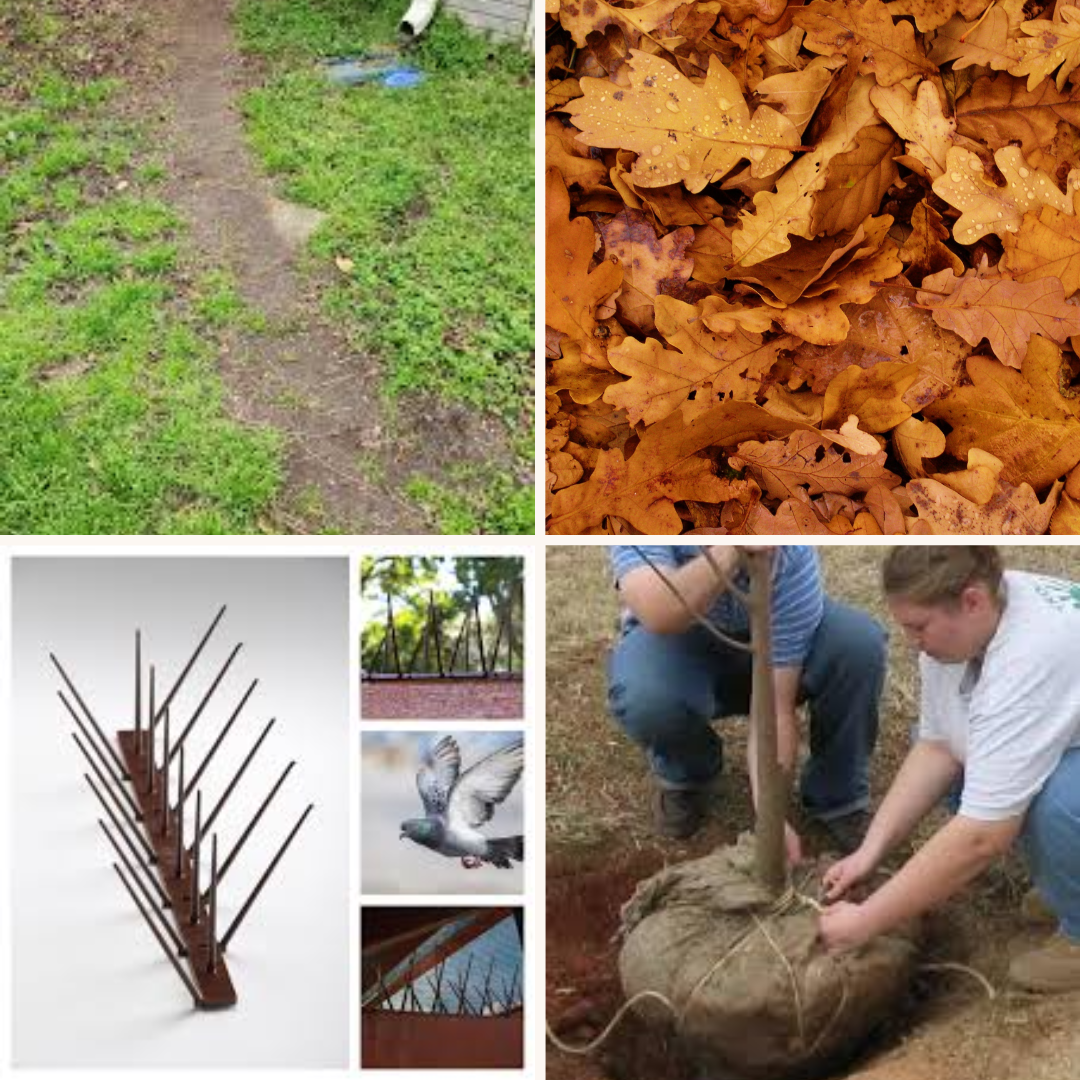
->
[183, 680, 258, 800]
[60, 692, 133, 806]
[161, 705, 171, 821]
[83, 772, 157, 866]
[221, 803, 313, 951]
[135, 630, 142, 737]
[215, 760, 294, 889]
[201, 717, 276, 837]
[169, 642, 243, 763]
[190, 790, 202, 926]
[98, 819, 174, 921]
[152, 604, 227, 728]
[49, 653, 130, 780]
[208, 834, 218, 973]
[146, 665, 157, 793]
[474, 597, 488, 675]
[112, 864, 200, 1007]
[175, 745, 185, 879]
[70, 730, 141, 824]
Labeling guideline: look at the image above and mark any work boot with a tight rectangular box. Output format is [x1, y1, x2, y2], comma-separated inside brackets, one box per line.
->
[1020, 888, 1057, 926]
[1009, 932, 1080, 992]
[820, 809, 872, 855]
[653, 786, 711, 840]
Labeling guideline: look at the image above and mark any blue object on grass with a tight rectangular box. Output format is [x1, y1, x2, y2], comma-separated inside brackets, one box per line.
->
[323, 55, 426, 89]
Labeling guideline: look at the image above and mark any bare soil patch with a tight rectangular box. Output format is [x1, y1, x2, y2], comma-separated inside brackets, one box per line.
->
[129, 0, 430, 532]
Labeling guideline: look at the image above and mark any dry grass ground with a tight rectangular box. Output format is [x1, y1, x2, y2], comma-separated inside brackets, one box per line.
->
[546, 545, 1080, 1080]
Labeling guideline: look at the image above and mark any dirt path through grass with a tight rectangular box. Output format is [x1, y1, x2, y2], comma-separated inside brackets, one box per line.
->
[147, 0, 426, 532]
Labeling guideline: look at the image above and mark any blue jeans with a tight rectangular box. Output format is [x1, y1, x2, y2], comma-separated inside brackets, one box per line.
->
[1021, 746, 1080, 939]
[607, 597, 886, 822]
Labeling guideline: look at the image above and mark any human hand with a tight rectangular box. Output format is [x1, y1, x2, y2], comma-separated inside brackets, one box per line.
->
[821, 848, 876, 902]
[818, 901, 874, 952]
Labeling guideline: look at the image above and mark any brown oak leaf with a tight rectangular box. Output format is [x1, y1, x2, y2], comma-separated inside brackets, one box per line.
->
[598, 209, 695, 332]
[566, 51, 801, 194]
[729, 430, 901, 498]
[909, 475, 1062, 532]
[1009, 6, 1080, 92]
[924, 346, 1080, 489]
[546, 168, 623, 369]
[930, 145, 1071, 247]
[792, 285, 968, 407]
[793, 0, 937, 87]
[821, 359, 919, 431]
[999, 193, 1080, 297]
[558, 0, 694, 49]
[893, 416, 947, 478]
[918, 268, 1080, 369]
[955, 73, 1080, 160]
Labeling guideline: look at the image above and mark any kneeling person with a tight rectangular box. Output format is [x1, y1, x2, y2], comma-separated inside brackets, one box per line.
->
[607, 545, 886, 857]
[821, 547, 1080, 993]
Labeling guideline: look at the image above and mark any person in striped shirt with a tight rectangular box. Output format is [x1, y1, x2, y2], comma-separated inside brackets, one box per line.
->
[608, 545, 886, 855]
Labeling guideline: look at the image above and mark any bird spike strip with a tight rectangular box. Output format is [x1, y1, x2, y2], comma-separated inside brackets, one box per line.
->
[364, 590, 522, 680]
[52, 606, 314, 1010]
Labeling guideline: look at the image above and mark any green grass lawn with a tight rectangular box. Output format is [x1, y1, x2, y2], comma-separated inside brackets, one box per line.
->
[0, 71, 282, 533]
[236, 0, 535, 533]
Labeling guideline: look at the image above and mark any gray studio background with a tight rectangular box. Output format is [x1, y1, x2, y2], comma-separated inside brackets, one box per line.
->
[12, 556, 349, 1067]
[362, 730, 525, 894]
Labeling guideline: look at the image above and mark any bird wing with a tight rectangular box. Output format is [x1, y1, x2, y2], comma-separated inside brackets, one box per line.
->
[447, 740, 524, 830]
[416, 735, 460, 816]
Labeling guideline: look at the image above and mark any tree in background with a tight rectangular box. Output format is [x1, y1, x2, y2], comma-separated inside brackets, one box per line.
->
[361, 556, 524, 674]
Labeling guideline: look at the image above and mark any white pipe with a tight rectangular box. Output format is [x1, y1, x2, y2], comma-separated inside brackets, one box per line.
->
[400, 0, 440, 41]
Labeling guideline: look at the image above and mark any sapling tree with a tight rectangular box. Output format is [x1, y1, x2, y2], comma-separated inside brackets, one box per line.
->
[632, 546, 789, 896]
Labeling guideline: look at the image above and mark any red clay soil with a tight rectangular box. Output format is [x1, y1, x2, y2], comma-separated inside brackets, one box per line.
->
[547, 849, 685, 1080]
[362, 677, 524, 720]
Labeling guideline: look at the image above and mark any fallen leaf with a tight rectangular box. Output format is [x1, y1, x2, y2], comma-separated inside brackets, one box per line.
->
[548, 342, 626, 403]
[1009, 5, 1080, 92]
[732, 74, 878, 265]
[598, 209, 695, 332]
[899, 200, 966, 281]
[893, 416, 947, 478]
[558, 0, 693, 49]
[729, 429, 901, 497]
[546, 168, 623, 368]
[931, 447, 1005, 504]
[930, 145, 1071, 247]
[929, 2, 1022, 71]
[918, 268, 1080, 369]
[924, 347, 1080, 488]
[793, 285, 968, 407]
[869, 79, 953, 181]
[1050, 489, 1080, 531]
[954, 73, 1080, 159]
[793, 0, 937, 86]
[909, 475, 1062, 532]
[821, 359, 919, 430]
[566, 51, 801, 194]
[811, 124, 901, 234]
[999, 194, 1080, 297]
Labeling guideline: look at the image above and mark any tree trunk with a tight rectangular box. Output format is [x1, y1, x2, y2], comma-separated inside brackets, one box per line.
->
[745, 550, 787, 896]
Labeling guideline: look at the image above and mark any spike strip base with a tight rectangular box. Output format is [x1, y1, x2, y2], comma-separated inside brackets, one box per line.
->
[117, 728, 237, 1009]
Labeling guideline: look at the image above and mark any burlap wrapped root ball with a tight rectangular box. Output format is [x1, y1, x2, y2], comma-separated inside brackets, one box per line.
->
[618, 835, 919, 1080]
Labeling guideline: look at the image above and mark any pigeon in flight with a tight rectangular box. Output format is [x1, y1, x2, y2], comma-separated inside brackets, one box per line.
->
[400, 735, 524, 869]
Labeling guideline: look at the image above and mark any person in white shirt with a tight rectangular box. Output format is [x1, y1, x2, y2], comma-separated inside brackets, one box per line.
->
[819, 546, 1080, 992]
